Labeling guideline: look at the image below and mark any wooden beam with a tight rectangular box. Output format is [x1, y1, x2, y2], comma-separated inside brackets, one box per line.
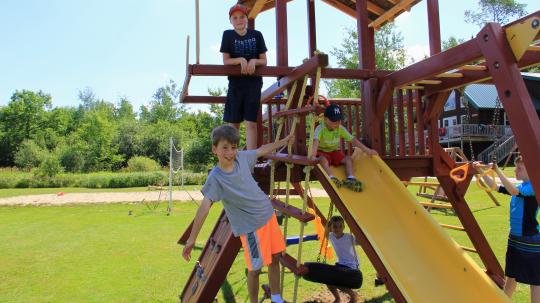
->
[188, 64, 390, 79]
[383, 38, 483, 88]
[427, 0, 441, 55]
[260, 54, 328, 102]
[320, 0, 357, 18]
[248, 0, 267, 19]
[369, 0, 416, 29]
[478, 22, 540, 206]
[375, 79, 394, 119]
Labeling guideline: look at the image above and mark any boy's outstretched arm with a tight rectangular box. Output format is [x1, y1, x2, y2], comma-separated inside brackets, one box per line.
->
[473, 162, 519, 195]
[351, 138, 378, 156]
[182, 197, 212, 261]
[493, 164, 519, 195]
[256, 134, 295, 157]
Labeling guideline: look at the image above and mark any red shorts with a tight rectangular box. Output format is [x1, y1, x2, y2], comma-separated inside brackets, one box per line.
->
[240, 213, 285, 271]
[317, 150, 345, 166]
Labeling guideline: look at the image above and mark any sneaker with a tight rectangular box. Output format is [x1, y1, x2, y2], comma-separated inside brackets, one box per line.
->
[343, 177, 363, 192]
[374, 277, 385, 287]
[330, 176, 342, 188]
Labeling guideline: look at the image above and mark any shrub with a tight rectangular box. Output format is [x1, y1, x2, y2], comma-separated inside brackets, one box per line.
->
[126, 156, 160, 172]
[57, 144, 86, 173]
[34, 155, 63, 178]
[14, 140, 47, 170]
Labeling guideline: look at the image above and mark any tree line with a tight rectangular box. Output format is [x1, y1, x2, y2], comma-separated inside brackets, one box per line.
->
[0, 81, 224, 173]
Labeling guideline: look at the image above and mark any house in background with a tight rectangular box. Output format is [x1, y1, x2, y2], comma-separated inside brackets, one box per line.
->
[438, 72, 540, 163]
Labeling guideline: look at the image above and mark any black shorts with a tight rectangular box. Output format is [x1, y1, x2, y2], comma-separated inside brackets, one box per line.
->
[505, 233, 540, 285]
[224, 82, 263, 123]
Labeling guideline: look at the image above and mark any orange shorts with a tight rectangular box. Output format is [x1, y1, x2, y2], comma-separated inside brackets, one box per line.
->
[240, 213, 285, 271]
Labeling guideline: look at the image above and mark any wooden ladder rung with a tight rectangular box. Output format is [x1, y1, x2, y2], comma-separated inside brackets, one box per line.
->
[271, 199, 315, 223]
[461, 246, 478, 253]
[417, 193, 450, 202]
[416, 80, 442, 85]
[403, 181, 440, 187]
[459, 65, 487, 71]
[419, 201, 453, 209]
[280, 253, 309, 276]
[273, 189, 300, 196]
[266, 153, 319, 166]
[273, 106, 317, 119]
[436, 72, 464, 78]
[440, 223, 465, 231]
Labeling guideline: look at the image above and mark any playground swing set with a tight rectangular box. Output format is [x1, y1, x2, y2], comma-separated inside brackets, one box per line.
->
[177, 1, 540, 302]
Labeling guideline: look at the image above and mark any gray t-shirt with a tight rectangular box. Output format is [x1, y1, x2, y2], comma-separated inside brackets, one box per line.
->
[201, 150, 274, 236]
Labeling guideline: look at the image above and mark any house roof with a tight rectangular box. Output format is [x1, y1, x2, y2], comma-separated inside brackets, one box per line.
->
[448, 75, 540, 111]
[237, 0, 421, 28]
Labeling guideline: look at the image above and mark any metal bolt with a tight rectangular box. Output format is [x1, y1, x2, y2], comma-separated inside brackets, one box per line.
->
[494, 61, 500, 69]
[505, 90, 511, 98]
[483, 34, 489, 42]
[532, 19, 539, 29]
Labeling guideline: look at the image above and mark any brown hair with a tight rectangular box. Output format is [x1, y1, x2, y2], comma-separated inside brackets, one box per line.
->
[329, 215, 344, 227]
[211, 125, 240, 146]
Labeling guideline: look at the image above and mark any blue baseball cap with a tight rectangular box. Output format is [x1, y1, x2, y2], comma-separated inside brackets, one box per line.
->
[324, 104, 342, 122]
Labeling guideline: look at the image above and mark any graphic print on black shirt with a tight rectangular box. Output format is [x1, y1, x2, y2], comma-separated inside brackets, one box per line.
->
[220, 29, 267, 86]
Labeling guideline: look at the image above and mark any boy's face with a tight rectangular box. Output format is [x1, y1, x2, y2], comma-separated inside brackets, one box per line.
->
[229, 12, 247, 32]
[212, 139, 238, 166]
[324, 117, 340, 130]
[515, 162, 529, 181]
[331, 221, 344, 237]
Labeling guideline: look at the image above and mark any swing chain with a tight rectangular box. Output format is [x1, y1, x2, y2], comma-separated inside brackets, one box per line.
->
[460, 87, 475, 162]
[490, 96, 503, 163]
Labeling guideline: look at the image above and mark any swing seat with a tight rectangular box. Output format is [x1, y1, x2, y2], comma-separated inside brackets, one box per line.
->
[302, 262, 363, 289]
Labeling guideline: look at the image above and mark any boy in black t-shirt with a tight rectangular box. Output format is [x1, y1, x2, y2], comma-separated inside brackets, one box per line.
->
[220, 3, 267, 150]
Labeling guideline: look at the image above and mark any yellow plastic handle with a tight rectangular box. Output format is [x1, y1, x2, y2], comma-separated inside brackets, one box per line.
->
[449, 163, 469, 183]
[475, 168, 498, 192]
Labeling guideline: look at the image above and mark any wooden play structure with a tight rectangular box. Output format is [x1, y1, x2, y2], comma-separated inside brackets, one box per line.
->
[178, 1, 540, 302]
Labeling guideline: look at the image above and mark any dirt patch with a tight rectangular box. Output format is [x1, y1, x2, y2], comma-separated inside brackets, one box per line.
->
[0, 188, 329, 206]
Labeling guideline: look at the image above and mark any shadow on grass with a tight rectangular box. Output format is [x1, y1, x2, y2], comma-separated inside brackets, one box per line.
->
[472, 206, 498, 213]
[363, 291, 394, 303]
[221, 278, 237, 303]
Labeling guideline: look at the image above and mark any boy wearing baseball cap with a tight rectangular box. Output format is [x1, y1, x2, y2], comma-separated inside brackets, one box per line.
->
[220, 3, 268, 150]
[311, 104, 377, 191]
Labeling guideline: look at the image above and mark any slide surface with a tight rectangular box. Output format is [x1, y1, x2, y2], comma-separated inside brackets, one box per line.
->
[326, 151, 510, 303]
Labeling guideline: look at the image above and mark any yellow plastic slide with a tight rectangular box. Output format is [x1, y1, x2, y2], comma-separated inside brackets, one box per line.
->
[326, 151, 510, 303]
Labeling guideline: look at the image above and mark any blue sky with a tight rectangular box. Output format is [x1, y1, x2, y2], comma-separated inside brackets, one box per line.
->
[0, 0, 538, 112]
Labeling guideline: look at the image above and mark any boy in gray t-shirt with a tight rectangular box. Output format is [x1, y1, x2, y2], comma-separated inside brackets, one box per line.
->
[182, 124, 293, 303]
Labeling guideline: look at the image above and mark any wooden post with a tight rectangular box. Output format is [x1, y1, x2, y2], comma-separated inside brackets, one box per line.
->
[427, 0, 441, 56]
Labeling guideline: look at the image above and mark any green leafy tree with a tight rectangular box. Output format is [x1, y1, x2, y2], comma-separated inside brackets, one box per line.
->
[35, 154, 63, 178]
[442, 36, 466, 51]
[0, 90, 52, 166]
[465, 0, 527, 28]
[326, 23, 407, 98]
[116, 97, 136, 121]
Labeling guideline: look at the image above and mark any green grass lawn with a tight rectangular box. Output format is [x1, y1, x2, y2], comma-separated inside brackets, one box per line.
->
[0, 174, 534, 302]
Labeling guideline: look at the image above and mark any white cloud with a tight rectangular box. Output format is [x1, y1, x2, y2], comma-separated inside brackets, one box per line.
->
[405, 44, 430, 65]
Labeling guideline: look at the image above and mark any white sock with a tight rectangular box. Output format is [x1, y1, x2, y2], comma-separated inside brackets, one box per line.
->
[271, 294, 284, 303]
[348, 175, 355, 179]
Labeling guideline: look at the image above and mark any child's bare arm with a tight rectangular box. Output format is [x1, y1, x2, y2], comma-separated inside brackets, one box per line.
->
[493, 164, 519, 195]
[256, 133, 295, 157]
[247, 53, 267, 74]
[182, 197, 212, 261]
[309, 139, 320, 159]
[472, 162, 498, 189]
[222, 53, 248, 74]
[351, 138, 378, 156]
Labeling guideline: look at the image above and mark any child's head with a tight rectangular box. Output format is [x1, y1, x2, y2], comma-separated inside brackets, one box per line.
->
[211, 125, 240, 164]
[514, 155, 529, 181]
[324, 104, 343, 130]
[329, 215, 345, 235]
[228, 4, 248, 32]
